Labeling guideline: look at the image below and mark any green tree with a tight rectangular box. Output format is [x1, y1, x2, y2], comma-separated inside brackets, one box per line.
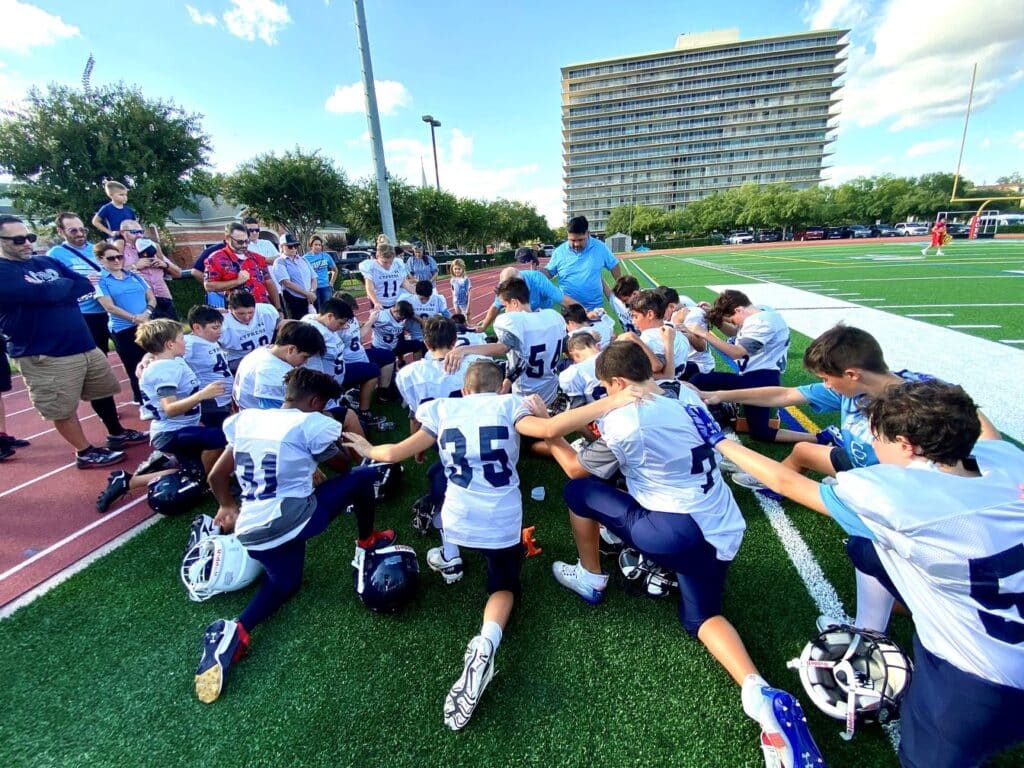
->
[606, 205, 670, 241]
[451, 197, 489, 251]
[345, 176, 418, 241]
[0, 82, 214, 229]
[489, 199, 552, 247]
[410, 187, 459, 251]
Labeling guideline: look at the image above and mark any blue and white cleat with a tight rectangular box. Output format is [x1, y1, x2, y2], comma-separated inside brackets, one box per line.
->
[756, 687, 826, 767]
[194, 618, 244, 704]
[551, 560, 605, 606]
[815, 426, 844, 449]
[443, 635, 496, 731]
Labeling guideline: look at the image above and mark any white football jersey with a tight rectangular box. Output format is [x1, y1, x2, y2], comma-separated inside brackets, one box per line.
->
[830, 440, 1024, 688]
[220, 304, 279, 363]
[494, 308, 567, 404]
[594, 387, 745, 561]
[300, 314, 346, 384]
[396, 351, 486, 411]
[183, 334, 233, 407]
[338, 322, 370, 364]
[558, 356, 605, 405]
[640, 325, 693, 379]
[358, 258, 408, 308]
[226, 408, 342, 551]
[591, 312, 615, 348]
[370, 309, 407, 350]
[233, 347, 293, 409]
[398, 290, 449, 340]
[610, 294, 637, 333]
[415, 393, 531, 549]
[736, 308, 790, 374]
[456, 330, 488, 347]
[675, 306, 715, 374]
[139, 357, 202, 435]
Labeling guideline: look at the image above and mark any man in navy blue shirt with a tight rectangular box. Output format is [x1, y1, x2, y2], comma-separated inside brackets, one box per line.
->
[0, 215, 144, 467]
[543, 216, 621, 311]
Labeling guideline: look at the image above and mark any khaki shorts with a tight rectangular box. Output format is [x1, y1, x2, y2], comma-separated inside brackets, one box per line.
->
[17, 348, 121, 420]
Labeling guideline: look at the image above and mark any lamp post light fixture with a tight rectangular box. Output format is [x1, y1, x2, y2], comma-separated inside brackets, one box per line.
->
[421, 114, 441, 191]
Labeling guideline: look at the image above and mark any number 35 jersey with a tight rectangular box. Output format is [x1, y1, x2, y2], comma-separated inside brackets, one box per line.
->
[823, 439, 1024, 689]
[225, 408, 342, 551]
[416, 392, 532, 549]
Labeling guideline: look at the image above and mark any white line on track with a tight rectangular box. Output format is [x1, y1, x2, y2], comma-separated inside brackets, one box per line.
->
[0, 462, 77, 498]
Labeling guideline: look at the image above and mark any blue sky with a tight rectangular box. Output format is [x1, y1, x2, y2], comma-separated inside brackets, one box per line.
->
[1, 0, 1022, 225]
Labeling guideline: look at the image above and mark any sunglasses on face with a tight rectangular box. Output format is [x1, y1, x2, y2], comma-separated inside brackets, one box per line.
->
[283, 243, 298, 249]
[229, 238, 249, 247]
[126, 229, 145, 236]
[0, 233, 38, 245]
[246, 228, 260, 234]
[103, 255, 124, 262]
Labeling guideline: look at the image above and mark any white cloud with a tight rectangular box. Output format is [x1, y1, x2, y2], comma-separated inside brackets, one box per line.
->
[0, 0, 79, 52]
[905, 138, 956, 158]
[325, 80, 410, 116]
[981, 137, 991, 149]
[222, 0, 291, 46]
[812, 0, 1024, 132]
[803, 0, 871, 30]
[186, 5, 218, 26]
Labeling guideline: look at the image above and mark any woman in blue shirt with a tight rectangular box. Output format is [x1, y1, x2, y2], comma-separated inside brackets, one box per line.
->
[93, 242, 155, 404]
[304, 236, 337, 310]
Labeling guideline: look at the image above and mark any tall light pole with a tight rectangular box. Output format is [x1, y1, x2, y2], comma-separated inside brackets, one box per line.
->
[422, 115, 441, 191]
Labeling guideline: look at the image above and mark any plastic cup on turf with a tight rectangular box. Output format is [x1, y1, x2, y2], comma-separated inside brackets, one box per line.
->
[531, 486, 546, 501]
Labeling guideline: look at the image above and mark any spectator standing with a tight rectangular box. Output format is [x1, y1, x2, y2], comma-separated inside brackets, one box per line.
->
[91, 181, 137, 238]
[47, 212, 111, 354]
[242, 217, 279, 264]
[0, 344, 31, 460]
[204, 223, 281, 310]
[448, 258, 471, 317]
[0, 215, 144, 468]
[304, 235, 336, 310]
[271, 233, 317, 319]
[406, 245, 439, 283]
[119, 220, 182, 319]
[93, 242, 155, 404]
[543, 216, 621, 311]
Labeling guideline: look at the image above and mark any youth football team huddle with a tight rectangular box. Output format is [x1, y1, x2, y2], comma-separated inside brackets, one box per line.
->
[98, 230, 1021, 768]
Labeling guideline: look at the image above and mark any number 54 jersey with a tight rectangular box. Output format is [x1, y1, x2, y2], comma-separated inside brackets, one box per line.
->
[416, 393, 532, 550]
[224, 408, 342, 551]
[494, 308, 566, 404]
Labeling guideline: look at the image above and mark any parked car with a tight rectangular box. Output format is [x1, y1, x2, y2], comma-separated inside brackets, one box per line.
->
[793, 226, 825, 241]
[869, 224, 898, 237]
[946, 223, 971, 239]
[540, 244, 556, 257]
[755, 228, 783, 242]
[334, 249, 371, 277]
[895, 222, 929, 236]
[727, 231, 755, 244]
[824, 226, 849, 239]
[847, 225, 872, 238]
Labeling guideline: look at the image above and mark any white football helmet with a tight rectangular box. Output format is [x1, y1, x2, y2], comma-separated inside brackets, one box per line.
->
[788, 624, 913, 740]
[181, 534, 264, 602]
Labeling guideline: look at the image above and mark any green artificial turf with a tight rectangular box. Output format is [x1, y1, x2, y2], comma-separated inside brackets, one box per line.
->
[3, 241, 1023, 767]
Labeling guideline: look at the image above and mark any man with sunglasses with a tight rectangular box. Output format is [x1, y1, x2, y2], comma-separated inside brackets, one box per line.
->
[0, 215, 134, 468]
[47, 212, 111, 354]
[119, 219, 182, 320]
[242, 217, 279, 264]
[204, 223, 281, 311]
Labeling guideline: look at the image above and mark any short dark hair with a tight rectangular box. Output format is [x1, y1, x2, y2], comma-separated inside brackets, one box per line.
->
[187, 305, 224, 328]
[595, 340, 652, 383]
[423, 316, 457, 350]
[496, 276, 530, 305]
[612, 275, 639, 299]
[55, 212, 82, 230]
[450, 312, 467, 328]
[0, 214, 23, 230]
[415, 279, 434, 298]
[562, 303, 589, 325]
[803, 325, 888, 376]
[333, 291, 358, 311]
[225, 222, 246, 238]
[308, 235, 323, 247]
[707, 289, 751, 326]
[392, 299, 414, 321]
[465, 360, 503, 394]
[319, 298, 354, 321]
[567, 216, 589, 235]
[628, 289, 667, 319]
[276, 319, 327, 356]
[242, 216, 259, 226]
[566, 331, 598, 353]
[655, 285, 679, 305]
[284, 367, 342, 404]
[227, 291, 256, 309]
[866, 380, 980, 465]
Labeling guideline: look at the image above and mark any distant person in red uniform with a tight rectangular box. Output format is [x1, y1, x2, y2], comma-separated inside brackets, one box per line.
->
[922, 217, 947, 256]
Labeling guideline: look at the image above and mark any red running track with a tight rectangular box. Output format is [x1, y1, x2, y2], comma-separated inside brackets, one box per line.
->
[0, 264, 510, 612]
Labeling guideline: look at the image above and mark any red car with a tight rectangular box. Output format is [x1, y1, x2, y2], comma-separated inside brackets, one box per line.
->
[794, 226, 825, 241]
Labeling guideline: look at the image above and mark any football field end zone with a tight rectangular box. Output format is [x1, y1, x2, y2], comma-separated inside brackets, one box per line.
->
[704, 282, 1024, 442]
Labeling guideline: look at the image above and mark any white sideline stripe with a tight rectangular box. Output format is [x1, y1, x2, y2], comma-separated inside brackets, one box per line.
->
[882, 303, 1024, 308]
[829, 292, 860, 296]
[0, 462, 76, 498]
[628, 258, 660, 287]
[708, 282, 1024, 442]
[855, 297, 885, 302]
[0, 514, 160, 620]
[0, 494, 149, 583]
[947, 324, 1000, 328]
[1001, 340, 1024, 344]
[905, 313, 954, 318]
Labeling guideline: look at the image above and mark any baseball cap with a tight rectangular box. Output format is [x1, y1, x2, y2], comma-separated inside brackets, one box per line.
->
[135, 237, 157, 257]
[279, 232, 300, 247]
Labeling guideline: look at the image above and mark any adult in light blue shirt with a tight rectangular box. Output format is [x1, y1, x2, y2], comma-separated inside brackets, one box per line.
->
[405, 246, 439, 283]
[46, 212, 110, 353]
[304, 235, 337, 310]
[543, 216, 621, 311]
[475, 266, 574, 331]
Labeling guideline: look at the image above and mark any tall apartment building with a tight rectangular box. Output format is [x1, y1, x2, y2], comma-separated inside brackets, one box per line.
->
[562, 28, 848, 233]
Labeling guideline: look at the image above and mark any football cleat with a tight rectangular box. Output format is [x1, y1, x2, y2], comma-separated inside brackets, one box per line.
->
[135, 450, 177, 476]
[106, 428, 148, 450]
[96, 470, 131, 513]
[598, 526, 624, 556]
[426, 547, 464, 584]
[194, 618, 248, 704]
[148, 470, 207, 515]
[351, 529, 398, 569]
[443, 635, 496, 731]
[76, 446, 126, 469]
[551, 560, 605, 606]
[753, 686, 826, 768]
[0, 444, 15, 462]
[731, 472, 768, 491]
[815, 426, 844, 449]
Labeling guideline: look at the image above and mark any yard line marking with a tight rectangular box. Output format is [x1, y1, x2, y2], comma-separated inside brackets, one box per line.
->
[947, 324, 1000, 329]
[1001, 340, 1024, 344]
[906, 313, 954, 318]
[854, 297, 885, 302]
[628, 258, 659, 287]
[677, 257, 769, 283]
[0, 462, 77, 498]
[881, 303, 1024, 308]
[829, 292, 860, 296]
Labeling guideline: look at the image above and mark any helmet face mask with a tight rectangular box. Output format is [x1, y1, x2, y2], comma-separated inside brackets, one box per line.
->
[616, 547, 678, 599]
[788, 625, 913, 740]
[358, 458, 403, 500]
[354, 544, 420, 613]
[147, 471, 207, 516]
[181, 534, 264, 602]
